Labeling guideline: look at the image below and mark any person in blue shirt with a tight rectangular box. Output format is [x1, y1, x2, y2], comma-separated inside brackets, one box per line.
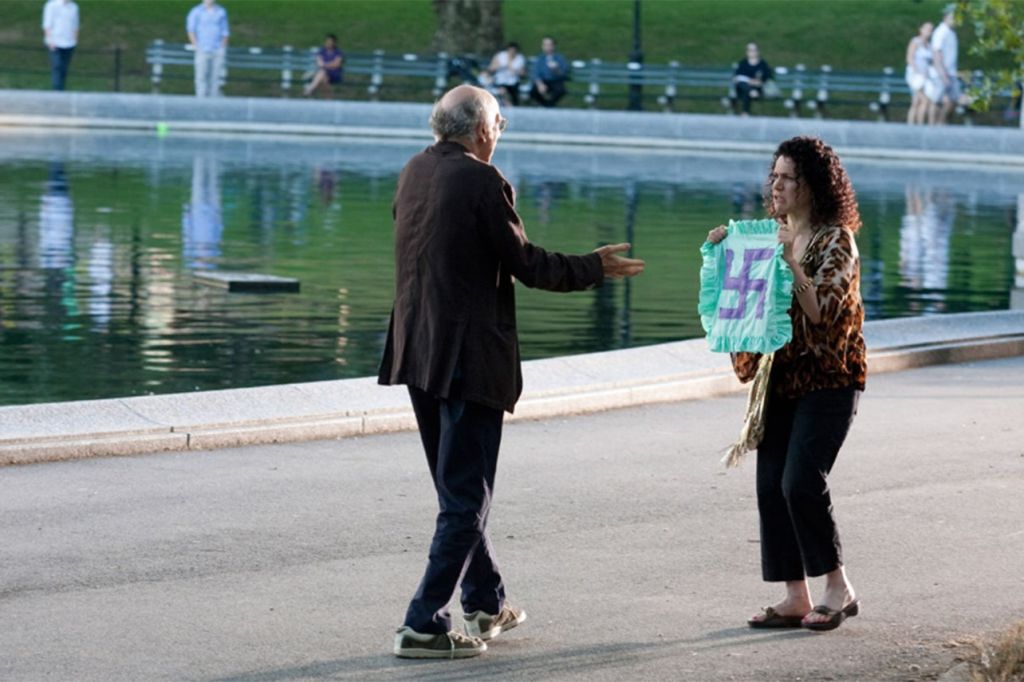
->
[528, 37, 569, 108]
[181, 155, 223, 270]
[303, 34, 345, 98]
[186, 0, 230, 97]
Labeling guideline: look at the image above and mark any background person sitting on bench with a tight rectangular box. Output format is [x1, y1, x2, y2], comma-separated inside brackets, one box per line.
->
[304, 33, 344, 98]
[733, 42, 774, 116]
[484, 42, 526, 106]
[529, 36, 569, 108]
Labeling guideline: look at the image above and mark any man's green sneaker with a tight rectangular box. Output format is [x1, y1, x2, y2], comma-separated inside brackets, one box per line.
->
[463, 604, 527, 641]
[393, 626, 487, 659]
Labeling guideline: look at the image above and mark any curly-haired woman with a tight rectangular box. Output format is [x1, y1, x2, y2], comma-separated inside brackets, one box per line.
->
[706, 136, 866, 632]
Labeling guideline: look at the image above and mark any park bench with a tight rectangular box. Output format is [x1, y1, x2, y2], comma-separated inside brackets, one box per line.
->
[577, 59, 998, 124]
[564, 58, 729, 111]
[543, 58, 918, 121]
[768, 64, 998, 124]
[570, 59, 917, 121]
[145, 41, 1010, 124]
[146, 40, 449, 99]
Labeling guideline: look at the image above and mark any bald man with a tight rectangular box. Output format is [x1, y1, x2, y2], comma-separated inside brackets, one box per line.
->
[381, 86, 644, 659]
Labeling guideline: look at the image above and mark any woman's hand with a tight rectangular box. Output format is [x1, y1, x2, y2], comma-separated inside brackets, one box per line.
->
[706, 225, 728, 244]
[777, 224, 798, 267]
[777, 225, 822, 324]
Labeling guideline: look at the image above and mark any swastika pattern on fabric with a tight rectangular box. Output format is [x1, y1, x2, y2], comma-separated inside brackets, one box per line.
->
[718, 247, 775, 320]
[698, 218, 793, 354]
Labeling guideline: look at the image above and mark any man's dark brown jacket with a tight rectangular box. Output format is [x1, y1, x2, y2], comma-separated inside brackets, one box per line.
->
[378, 141, 604, 413]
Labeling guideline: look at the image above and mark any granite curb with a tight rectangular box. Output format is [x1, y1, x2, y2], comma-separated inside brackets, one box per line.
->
[2, 311, 1022, 466]
[1, 90, 1022, 167]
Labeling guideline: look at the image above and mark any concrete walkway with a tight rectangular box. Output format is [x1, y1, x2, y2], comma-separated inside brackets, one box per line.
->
[2, 356, 1023, 681]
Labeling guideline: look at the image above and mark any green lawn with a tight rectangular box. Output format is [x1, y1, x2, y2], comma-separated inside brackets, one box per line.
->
[3, 0, 980, 70]
[1, 0, 1007, 116]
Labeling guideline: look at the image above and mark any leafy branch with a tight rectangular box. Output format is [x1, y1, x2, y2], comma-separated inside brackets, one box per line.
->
[956, 0, 1023, 114]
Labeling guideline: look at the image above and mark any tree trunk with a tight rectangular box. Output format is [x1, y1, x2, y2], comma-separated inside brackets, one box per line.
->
[432, 0, 504, 57]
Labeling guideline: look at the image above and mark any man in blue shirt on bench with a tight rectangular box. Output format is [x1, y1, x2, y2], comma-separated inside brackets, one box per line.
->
[528, 37, 569, 108]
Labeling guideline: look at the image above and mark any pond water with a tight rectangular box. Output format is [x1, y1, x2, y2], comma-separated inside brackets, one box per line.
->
[0, 131, 1019, 405]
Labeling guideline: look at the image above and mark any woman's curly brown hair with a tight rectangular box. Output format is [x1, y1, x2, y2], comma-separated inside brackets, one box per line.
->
[764, 136, 862, 233]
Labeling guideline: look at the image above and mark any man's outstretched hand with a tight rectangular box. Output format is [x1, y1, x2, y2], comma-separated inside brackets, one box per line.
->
[594, 243, 645, 279]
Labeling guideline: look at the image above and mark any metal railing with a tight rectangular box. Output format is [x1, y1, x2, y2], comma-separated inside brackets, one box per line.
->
[0, 43, 128, 92]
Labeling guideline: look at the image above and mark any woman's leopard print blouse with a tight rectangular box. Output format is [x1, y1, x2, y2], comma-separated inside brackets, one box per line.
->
[732, 225, 867, 398]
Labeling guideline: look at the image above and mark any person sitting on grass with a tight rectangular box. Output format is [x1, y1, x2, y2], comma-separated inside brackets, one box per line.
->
[304, 33, 344, 98]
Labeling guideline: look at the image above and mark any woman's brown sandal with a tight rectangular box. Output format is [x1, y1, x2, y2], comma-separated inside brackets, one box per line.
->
[802, 600, 860, 631]
[748, 605, 805, 629]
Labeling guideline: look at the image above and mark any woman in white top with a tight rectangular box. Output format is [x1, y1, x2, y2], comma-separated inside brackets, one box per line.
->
[905, 22, 933, 125]
[487, 42, 526, 106]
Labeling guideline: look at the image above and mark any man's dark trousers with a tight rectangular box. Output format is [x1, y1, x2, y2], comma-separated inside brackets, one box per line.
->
[403, 385, 506, 634]
[49, 47, 74, 90]
[529, 79, 567, 107]
[735, 82, 761, 114]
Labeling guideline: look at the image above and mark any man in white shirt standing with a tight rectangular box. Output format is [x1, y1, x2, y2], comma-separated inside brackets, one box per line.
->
[928, 4, 959, 125]
[41, 0, 79, 91]
[186, 0, 230, 97]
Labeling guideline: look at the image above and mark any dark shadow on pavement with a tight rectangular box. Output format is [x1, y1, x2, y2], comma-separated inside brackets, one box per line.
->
[209, 627, 821, 681]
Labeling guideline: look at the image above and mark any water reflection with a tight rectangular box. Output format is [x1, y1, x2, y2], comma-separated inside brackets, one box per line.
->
[38, 162, 73, 270]
[1013, 193, 1024, 311]
[730, 182, 761, 220]
[621, 180, 638, 347]
[900, 186, 954, 314]
[182, 155, 223, 269]
[314, 165, 336, 207]
[531, 181, 570, 226]
[0, 135, 1018, 405]
[36, 161, 81, 334]
[250, 168, 312, 242]
[87, 239, 114, 330]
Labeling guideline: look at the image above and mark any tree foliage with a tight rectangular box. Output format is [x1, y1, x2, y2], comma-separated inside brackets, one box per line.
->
[432, 0, 504, 56]
[957, 0, 1023, 113]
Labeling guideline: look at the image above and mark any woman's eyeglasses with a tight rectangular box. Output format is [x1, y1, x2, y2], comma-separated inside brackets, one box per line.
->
[768, 172, 800, 185]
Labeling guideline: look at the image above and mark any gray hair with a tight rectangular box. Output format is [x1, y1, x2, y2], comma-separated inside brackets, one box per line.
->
[429, 95, 487, 141]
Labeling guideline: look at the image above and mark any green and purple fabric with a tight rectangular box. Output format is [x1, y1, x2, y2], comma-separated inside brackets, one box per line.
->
[698, 218, 793, 353]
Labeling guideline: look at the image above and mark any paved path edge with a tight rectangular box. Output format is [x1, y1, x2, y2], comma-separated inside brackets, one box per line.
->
[2, 311, 1022, 466]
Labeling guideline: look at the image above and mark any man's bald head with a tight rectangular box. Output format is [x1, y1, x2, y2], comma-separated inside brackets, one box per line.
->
[440, 84, 493, 111]
[429, 85, 498, 143]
